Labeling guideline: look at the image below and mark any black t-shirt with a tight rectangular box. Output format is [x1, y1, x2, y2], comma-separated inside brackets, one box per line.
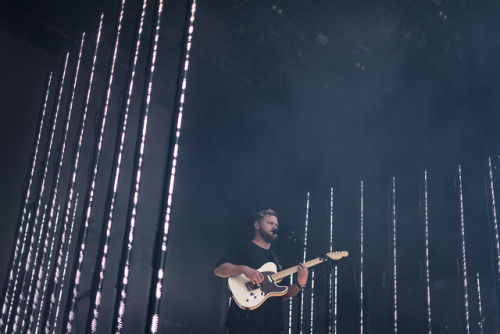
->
[215, 240, 285, 330]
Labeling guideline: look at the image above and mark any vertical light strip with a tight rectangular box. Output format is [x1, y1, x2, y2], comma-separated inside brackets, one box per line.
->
[0, 72, 52, 330]
[392, 177, 398, 334]
[458, 166, 470, 334]
[476, 272, 484, 334]
[329, 186, 334, 334]
[32, 33, 85, 333]
[288, 275, 293, 334]
[424, 170, 432, 334]
[488, 157, 500, 282]
[52, 194, 79, 333]
[33, 205, 62, 334]
[110, 0, 160, 331]
[360, 181, 364, 334]
[330, 187, 334, 253]
[45, 27, 100, 333]
[334, 266, 338, 334]
[64, 1, 126, 330]
[61, 13, 104, 334]
[86, 0, 149, 330]
[147, 1, 198, 332]
[31, 32, 84, 333]
[309, 270, 315, 333]
[299, 191, 310, 334]
[12, 53, 70, 334]
[14, 205, 48, 333]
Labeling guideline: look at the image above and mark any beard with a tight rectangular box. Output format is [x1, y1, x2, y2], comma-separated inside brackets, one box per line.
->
[259, 229, 277, 244]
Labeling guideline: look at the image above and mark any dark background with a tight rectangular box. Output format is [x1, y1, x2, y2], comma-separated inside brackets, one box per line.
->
[1, 0, 500, 333]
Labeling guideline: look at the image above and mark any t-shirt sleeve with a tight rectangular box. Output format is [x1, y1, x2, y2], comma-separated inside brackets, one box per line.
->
[214, 242, 242, 269]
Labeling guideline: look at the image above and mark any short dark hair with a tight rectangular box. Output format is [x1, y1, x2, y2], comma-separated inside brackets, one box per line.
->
[252, 209, 278, 224]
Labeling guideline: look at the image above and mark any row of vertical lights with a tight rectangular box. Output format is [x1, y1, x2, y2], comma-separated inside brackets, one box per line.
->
[0, 1, 197, 333]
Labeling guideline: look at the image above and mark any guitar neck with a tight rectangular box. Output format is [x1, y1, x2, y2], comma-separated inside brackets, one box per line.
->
[270, 257, 326, 282]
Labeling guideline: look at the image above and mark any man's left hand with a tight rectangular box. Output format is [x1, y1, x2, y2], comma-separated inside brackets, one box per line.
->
[297, 263, 308, 286]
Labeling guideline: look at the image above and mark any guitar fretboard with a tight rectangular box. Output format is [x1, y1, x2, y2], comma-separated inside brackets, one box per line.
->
[270, 257, 326, 281]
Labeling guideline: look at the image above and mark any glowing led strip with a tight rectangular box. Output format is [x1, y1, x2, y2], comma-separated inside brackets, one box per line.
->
[46, 27, 100, 333]
[64, 3, 125, 331]
[30, 34, 85, 333]
[61, 13, 103, 333]
[330, 187, 334, 333]
[458, 166, 470, 334]
[309, 270, 315, 333]
[476, 272, 483, 333]
[14, 205, 48, 333]
[147, 1, 198, 332]
[288, 275, 293, 334]
[11, 53, 70, 334]
[51, 194, 79, 333]
[110, 0, 159, 331]
[30, 34, 84, 333]
[424, 170, 432, 333]
[392, 177, 397, 334]
[33, 205, 62, 334]
[0, 72, 52, 331]
[488, 158, 500, 282]
[330, 187, 334, 253]
[334, 266, 338, 334]
[299, 191, 310, 334]
[360, 181, 364, 334]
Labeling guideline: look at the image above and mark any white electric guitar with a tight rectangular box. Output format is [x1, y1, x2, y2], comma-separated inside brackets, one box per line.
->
[228, 251, 348, 310]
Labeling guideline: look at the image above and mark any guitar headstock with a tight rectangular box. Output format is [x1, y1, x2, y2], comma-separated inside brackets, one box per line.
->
[326, 251, 349, 260]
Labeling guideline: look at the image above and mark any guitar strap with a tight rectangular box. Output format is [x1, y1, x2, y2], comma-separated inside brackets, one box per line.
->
[269, 248, 282, 271]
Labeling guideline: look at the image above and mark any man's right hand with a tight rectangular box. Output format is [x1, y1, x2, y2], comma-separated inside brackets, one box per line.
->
[241, 266, 264, 284]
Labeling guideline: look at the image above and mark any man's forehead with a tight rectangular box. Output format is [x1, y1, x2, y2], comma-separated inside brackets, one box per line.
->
[263, 215, 278, 222]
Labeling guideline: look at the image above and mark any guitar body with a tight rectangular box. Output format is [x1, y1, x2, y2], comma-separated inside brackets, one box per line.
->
[228, 262, 288, 310]
[226, 251, 348, 311]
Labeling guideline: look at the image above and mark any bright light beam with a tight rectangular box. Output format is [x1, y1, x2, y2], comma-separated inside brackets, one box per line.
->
[13, 52, 70, 334]
[145, 1, 198, 332]
[310, 270, 315, 333]
[0, 72, 52, 331]
[45, 21, 101, 334]
[63, 2, 126, 331]
[458, 166, 470, 334]
[300, 191, 310, 334]
[52, 194, 79, 333]
[424, 170, 432, 334]
[330, 186, 335, 334]
[488, 157, 500, 286]
[476, 272, 484, 334]
[33, 205, 62, 334]
[30, 32, 85, 334]
[61, 12, 104, 334]
[392, 177, 398, 334]
[111, 0, 162, 331]
[360, 181, 364, 334]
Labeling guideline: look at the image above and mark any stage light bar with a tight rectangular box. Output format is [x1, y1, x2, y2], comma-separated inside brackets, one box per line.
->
[62, 13, 104, 334]
[424, 170, 432, 334]
[147, 1, 198, 332]
[392, 177, 398, 334]
[458, 166, 470, 334]
[0, 72, 52, 331]
[360, 181, 364, 334]
[299, 191, 310, 334]
[13, 52, 70, 334]
[111, 0, 161, 331]
[51, 194, 79, 333]
[488, 158, 500, 284]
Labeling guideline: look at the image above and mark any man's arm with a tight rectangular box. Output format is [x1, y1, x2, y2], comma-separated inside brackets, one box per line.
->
[214, 263, 265, 284]
[283, 263, 308, 301]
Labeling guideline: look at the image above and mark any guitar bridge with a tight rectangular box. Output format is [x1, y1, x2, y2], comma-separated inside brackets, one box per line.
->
[245, 282, 260, 291]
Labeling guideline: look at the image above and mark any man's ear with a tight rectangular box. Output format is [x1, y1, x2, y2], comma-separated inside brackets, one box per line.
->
[254, 221, 261, 229]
